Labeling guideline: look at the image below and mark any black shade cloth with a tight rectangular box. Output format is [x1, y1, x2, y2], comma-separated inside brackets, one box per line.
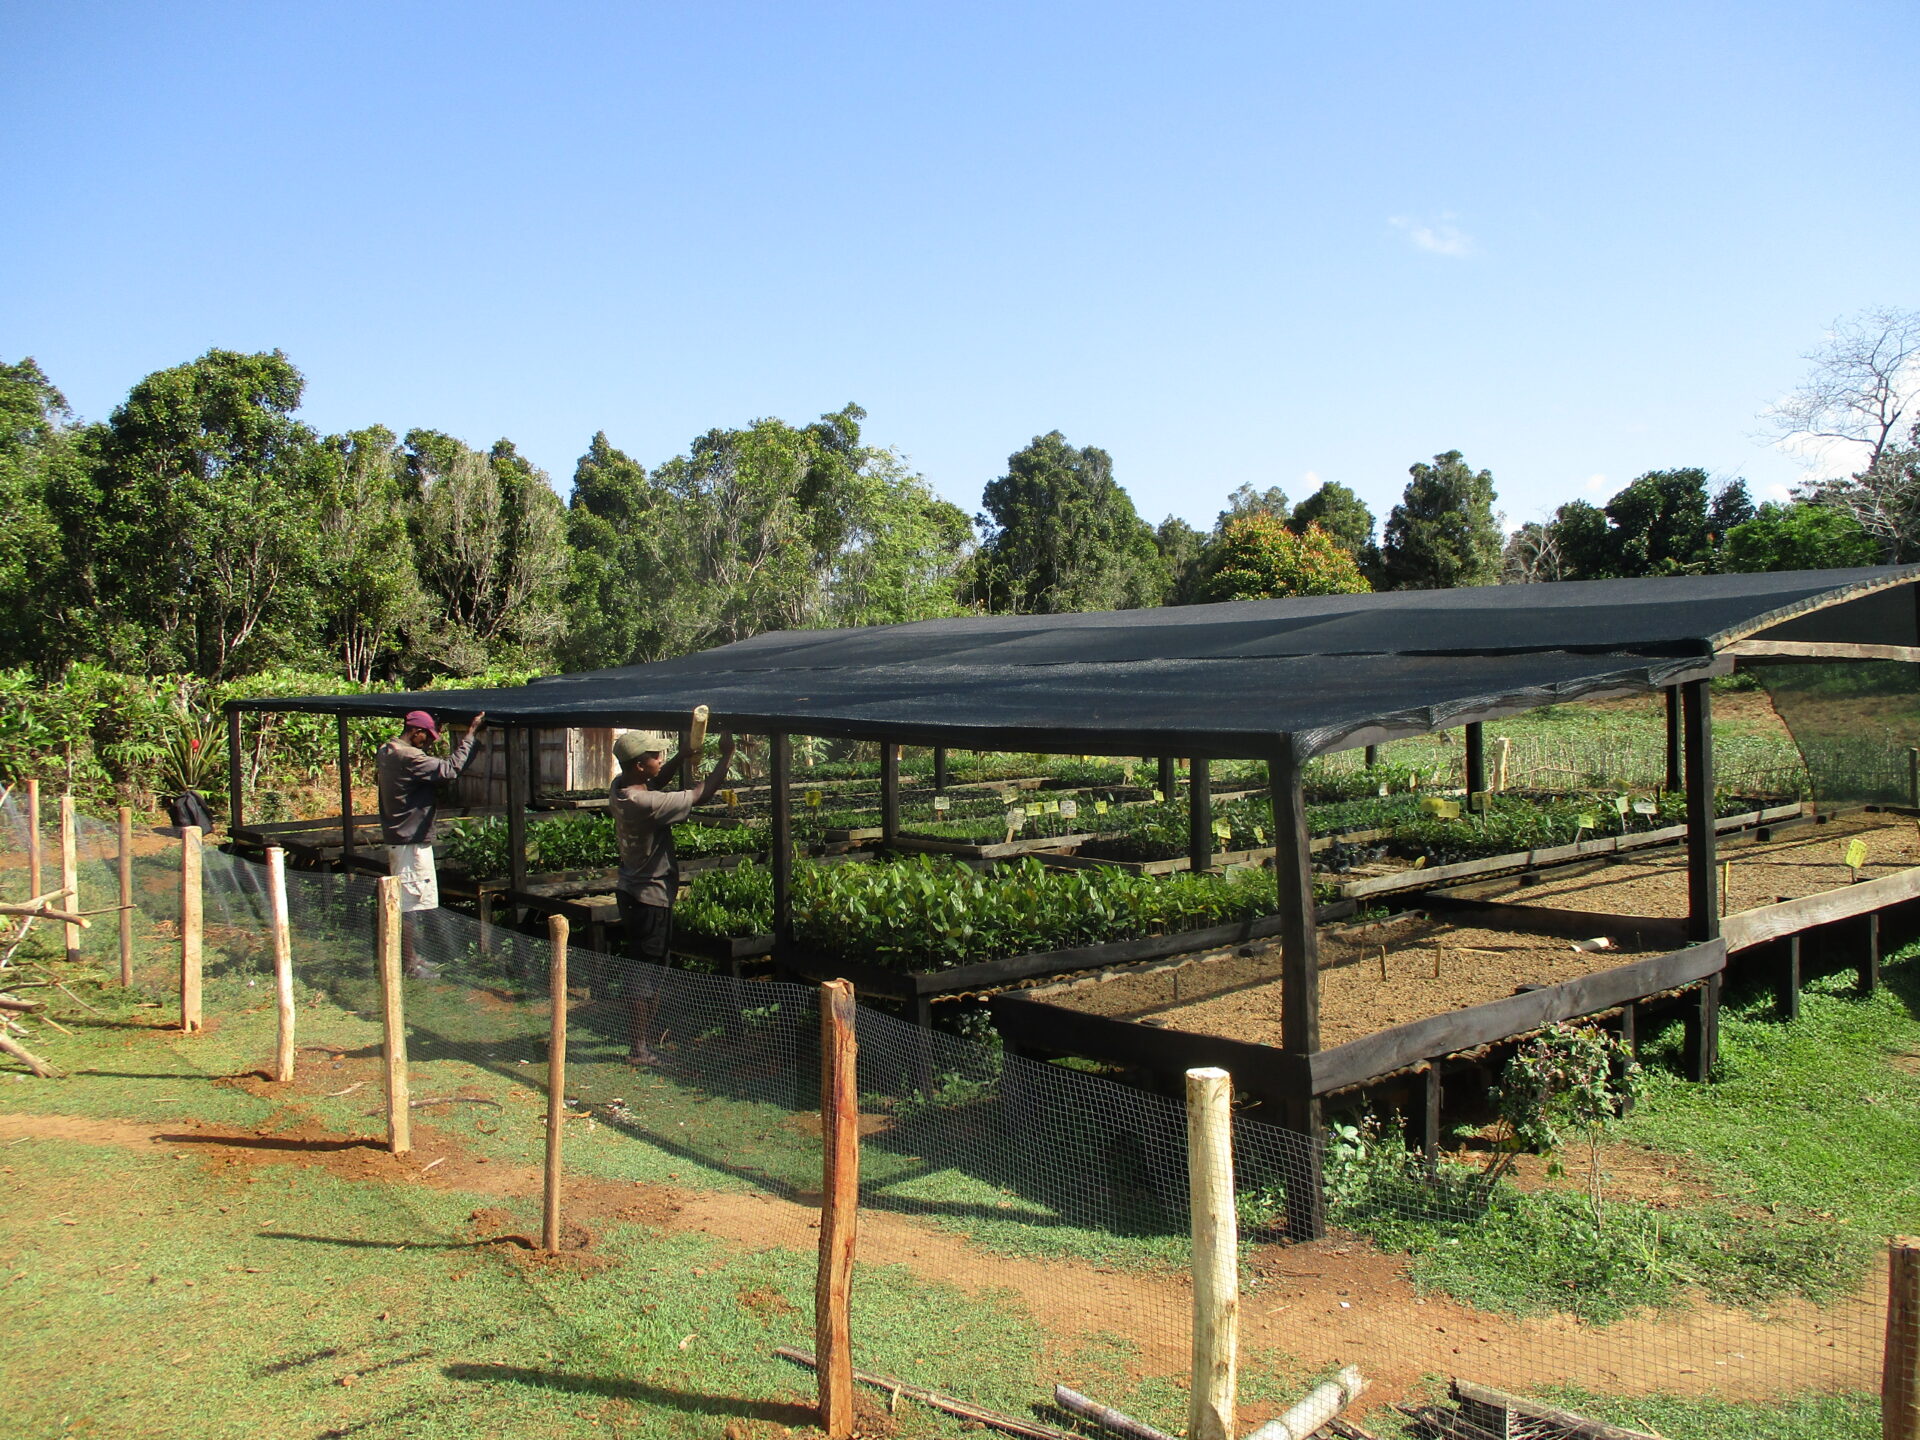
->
[235, 567, 1920, 758]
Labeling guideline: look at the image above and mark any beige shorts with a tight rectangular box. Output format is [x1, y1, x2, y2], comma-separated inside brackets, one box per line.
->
[387, 842, 440, 913]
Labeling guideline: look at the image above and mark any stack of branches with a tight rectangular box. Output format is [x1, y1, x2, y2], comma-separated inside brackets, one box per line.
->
[0, 886, 97, 1077]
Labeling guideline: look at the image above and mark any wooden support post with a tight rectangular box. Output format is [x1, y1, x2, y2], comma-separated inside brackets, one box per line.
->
[1464, 722, 1486, 798]
[376, 875, 411, 1154]
[1421, 1063, 1442, 1164]
[226, 706, 244, 836]
[1666, 688, 1684, 795]
[1268, 742, 1325, 1240]
[1363, 745, 1379, 770]
[505, 724, 529, 897]
[1682, 679, 1719, 942]
[478, 891, 494, 956]
[880, 743, 900, 845]
[25, 777, 42, 900]
[59, 794, 79, 965]
[1186, 1066, 1237, 1440]
[179, 826, 203, 1032]
[1864, 912, 1883, 996]
[267, 846, 296, 1082]
[1777, 935, 1802, 1022]
[117, 805, 134, 987]
[816, 978, 859, 1440]
[770, 733, 793, 953]
[933, 746, 949, 792]
[1614, 1004, 1638, 1114]
[336, 715, 356, 858]
[1188, 757, 1213, 874]
[1886, 1236, 1920, 1440]
[1158, 755, 1177, 801]
[1684, 973, 1721, 1082]
[544, 914, 569, 1253]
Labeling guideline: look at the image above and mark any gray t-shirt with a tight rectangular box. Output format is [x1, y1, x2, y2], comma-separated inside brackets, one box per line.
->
[375, 734, 477, 845]
[610, 780, 698, 906]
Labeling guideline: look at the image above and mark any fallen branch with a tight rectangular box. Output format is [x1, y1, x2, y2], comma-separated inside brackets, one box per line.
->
[775, 1346, 1079, 1440]
[0, 995, 46, 1013]
[0, 1030, 57, 1077]
[0, 902, 90, 928]
[362, 1096, 505, 1116]
[27, 968, 103, 1015]
[1053, 1385, 1175, 1440]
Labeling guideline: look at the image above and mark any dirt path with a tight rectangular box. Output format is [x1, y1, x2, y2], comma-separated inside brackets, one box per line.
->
[0, 1103, 1883, 1420]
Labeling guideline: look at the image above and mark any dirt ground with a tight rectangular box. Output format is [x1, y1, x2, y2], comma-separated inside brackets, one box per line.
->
[1040, 916, 1662, 1048]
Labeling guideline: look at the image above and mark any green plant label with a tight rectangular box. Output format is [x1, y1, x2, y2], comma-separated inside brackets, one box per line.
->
[1469, 790, 1490, 813]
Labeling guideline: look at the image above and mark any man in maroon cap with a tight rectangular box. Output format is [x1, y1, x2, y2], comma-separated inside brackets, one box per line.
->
[376, 708, 485, 973]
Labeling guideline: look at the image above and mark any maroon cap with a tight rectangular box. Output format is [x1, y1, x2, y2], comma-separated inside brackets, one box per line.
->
[402, 710, 439, 739]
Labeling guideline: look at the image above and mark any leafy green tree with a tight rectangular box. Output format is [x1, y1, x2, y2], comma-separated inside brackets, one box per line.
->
[1807, 421, 1920, 561]
[1215, 482, 1290, 531]
[1378, 450, 1503, 590]
[1721, 502, 1882, 572]
[313, 426, 427, 682]
[976, 431, 1162, 613]
[1199, 515, 1370, 601]
[1545, 499, 1611, 579]
[68, 349, 324, 678]
[1154, 515, 1209, 605]
[819, 448, 973, 628]
[560, 431, 661, 669]
[1706, 478, 1755, 538]
[0, 358, 85, 670]
[1289, 480, 1375, 558]
[1601, 468, 1710, 576]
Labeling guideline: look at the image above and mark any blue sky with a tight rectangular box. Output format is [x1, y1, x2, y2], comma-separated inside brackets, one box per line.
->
[5, 2, 1915, 534]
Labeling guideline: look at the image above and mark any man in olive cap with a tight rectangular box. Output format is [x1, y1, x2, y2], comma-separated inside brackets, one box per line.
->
[376, 708, 486, 974]
[609, 726, 736, 1061]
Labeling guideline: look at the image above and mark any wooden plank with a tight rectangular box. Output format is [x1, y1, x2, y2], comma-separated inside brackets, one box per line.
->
[1271, 748, 1319, 1057]
[880, 742, 900, 845]
[179, 826, 203, 1033]
[267, 846, 296, 1083]
[117, 806, 134, 987]
[1721, 865, 1920, 951]
[1886, 1237, 1920, 1440]
[889, 832, 1095, 860]
[1465, 722, 1485, 797]
[1413, 894, 1687, 948]
[337, 715, 356, 857]
[1723, 639, 1920, 662]
[226, 707, 244, 836]
[1308, 939, 1727, 1096]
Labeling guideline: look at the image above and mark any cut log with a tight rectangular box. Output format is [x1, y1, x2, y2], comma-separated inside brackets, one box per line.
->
[0, 994, 46, 1012]
[1451, 1379, 1667, 1440]
[775, 1347, 1078, 1440]
[0, 1029, 56, 1077]
[1053, 1385, 1176, 1440]
[1244, 1366, 1366, 1440]
[0, 902, 90, 927]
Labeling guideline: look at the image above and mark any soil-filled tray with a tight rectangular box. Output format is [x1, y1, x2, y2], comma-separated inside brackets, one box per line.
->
[1036, 913, 1666, 1050]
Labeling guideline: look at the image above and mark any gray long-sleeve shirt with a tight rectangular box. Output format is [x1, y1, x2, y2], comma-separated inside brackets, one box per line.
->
[375, 734, 478, 844]
[610, 780, 698, 906]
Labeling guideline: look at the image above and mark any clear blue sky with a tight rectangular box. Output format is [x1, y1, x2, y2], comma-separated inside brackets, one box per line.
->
[5, 2, 1915, 533]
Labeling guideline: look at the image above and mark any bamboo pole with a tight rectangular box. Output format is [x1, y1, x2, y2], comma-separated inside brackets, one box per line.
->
[1054, 1386, 1177, 1440]
[25, 777, 41, 900]
[816, 977, 859, 1440]
[59, 794, 79, 964]
[1186, 1066, 1237, 1440]
[543, 914, 570, 1253]
[117, 806, 134, 987]
[179, 826, 202, 1032]
[1245, 1366, 1366, 1440]
[267, 846, 295, 1082]
[1887, 1236, 1920, 1440]
[376, 875, 411, 1154]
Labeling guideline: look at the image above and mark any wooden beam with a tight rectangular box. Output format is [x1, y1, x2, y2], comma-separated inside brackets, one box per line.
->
[770, 733, 793, 951]
[1721, 863, 1920, 951]
[267, 846, 295, 1083]
[1271, 748, 1319, 1056]
[1722, 639, 1920, 662]
[879, 743, 900, 845]
[1464, 722, 1485, 797]
[1158, 755, 1177, 801]
[226, 707, 244, 836]
[1188, 756, 1213, 874]
[505, 723, 529, 897]
[117, 806, 134, 987]
[179, 826, 203, 1032]
[1777, 934, 1801, 1022]
[336, 715, 356, 857]
[1451, 1379, 1663, 1440]
[1864, 911, 1882, 995]
[1665, 686, 1683, 794]
[25, 777, 41, 899]
[1683, 678, 1718, 942]
[59, 795, 79, 965]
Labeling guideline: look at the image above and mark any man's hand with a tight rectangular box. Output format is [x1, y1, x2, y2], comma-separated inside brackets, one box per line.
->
[466, 711, 487, 736]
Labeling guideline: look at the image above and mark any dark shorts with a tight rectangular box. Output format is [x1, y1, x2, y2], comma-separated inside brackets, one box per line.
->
[612, 892, 672, 998]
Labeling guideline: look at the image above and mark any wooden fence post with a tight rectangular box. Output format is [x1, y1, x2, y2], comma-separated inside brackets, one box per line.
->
[1187, 1066, 1238, 1440]
[1888, 1236, 1920, 1440]
[543, 914, 570, 1253]
[267, 846, 295, 1082]
[816, 978, 859, 1440]
[25, 777, 41, 900]
[117, 806, 134, 987]
[180, 826, 203, 1032]
[59, 794, 79, 965]
[376, 875, 411, 1154]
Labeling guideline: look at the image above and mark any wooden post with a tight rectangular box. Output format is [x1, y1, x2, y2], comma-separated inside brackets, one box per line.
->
[1494, 734, 1512, 792]
[1864, 912, 1883, 996]
[505, 723, 529, 897]
[1363, 744, 1379, 770]
[336, 715, 356, 858]
[1464, 722, 1486, 798]
[179, 826, 203, 1032]
[1684, 973, 1721, 1082]
[1777, 935, 1802, 1023]
[478, 890, 494, 956]
[1268, 742, 1325, 1240]
[1614, 1004, 1638, 1114]
[1683, 679, 1719, 942]
[933, 746, 949, 793]
[376, 875, 411, 1154]
[226, 706, 244, 836]
[543, 914, 569, 1253]
[59, 794, 79, 965]
[770, 733, 793, 953]
[267, 846, 295, 1082]
[1421, 1063, 1442, 1164]
[1886, 1236, 1920, 1440]
[1666, 688, 1685, 795]
[1186, 1067, 1237, 1440]
[116, 805, 134, 987]
[1158, 755, 1177, 801]
[1188, 757, 1213, 874]
[880, 742, 900, 845]
[25, 777, 42, 900]
[816, 978, 859, 1440]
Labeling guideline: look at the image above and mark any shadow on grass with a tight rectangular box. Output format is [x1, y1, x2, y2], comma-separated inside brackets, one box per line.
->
[157, 1131, 383, 1154]
[441, 1363, 817, 1424]
[257, 1230, 490, 1251]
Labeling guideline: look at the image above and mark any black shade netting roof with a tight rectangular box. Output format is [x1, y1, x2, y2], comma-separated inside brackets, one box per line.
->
[239, 566, 1920, 758]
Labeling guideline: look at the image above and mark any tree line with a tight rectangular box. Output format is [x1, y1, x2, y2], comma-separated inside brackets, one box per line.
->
[2, 313, 1912, 687]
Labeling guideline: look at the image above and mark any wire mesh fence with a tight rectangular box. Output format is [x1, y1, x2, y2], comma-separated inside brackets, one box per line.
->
[3, 793, 1904, 1436]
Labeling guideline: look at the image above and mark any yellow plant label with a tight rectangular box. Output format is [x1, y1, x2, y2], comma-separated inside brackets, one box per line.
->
[806, 790, 822, 807]
[1152, 789, 1164, 802]
[1576, 814, 1597, 830]
[1846, 837, 1868, 871]
[1095, 800, 1110, 815]
[721, 789, 737, 807]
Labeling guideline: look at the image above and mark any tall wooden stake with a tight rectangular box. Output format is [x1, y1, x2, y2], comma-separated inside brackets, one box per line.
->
[1683, 679, 1719, 942]
[543, 914, 570, 1253]
[59, 794, 79, 965]
[267, 846, 295, 1082]
[1187, 1066, 1238, 1440]
[770, 733, 793, 952]
[1666, 688, 1685, 795]
[1886, 1236, 1920, 1440]
[376, 875, 411, 1154]
[226, 706, 244, 836]
[25, 777, 41, 900]
[179, 826, 203, 1032]
[879, 743, 900, 845]
[1464, 722, 1486, 797]
[117, 805, 134, 987]
[1188, 757, 1213, 874]
[336, 714, 356, 858]
[505, 723, 529, 897]
[816, 978, 859, 1440]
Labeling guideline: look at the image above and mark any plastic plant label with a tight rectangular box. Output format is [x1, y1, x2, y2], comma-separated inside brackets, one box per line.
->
[721, 789, 737, 808]
[1007, 806, 1026, 821]
[1212, 820, 1232, 840]
[1044, 800, 1061, 814]
[1419, 797, 1461, 819]
[1614, 795, 1631, 815]
[1846, 837, 1868, 871]
[1059, 800, 1078, 818]
[1378, 784, 1390, 797]
[1254, 826, 1266, 843]
[933, 794, 950, 811]
[1469, 791, 1490, 814]
[1632, 800, 1659, 816]
[1095, 800, 1110, 815]
[1152, 789, 1164, 802]
[1576, 813, 1597, 830]
[806, 790, 823, 808]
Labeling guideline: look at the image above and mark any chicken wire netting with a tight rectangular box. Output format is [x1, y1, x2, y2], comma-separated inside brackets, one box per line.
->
[2, 795, 1898, 1436]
